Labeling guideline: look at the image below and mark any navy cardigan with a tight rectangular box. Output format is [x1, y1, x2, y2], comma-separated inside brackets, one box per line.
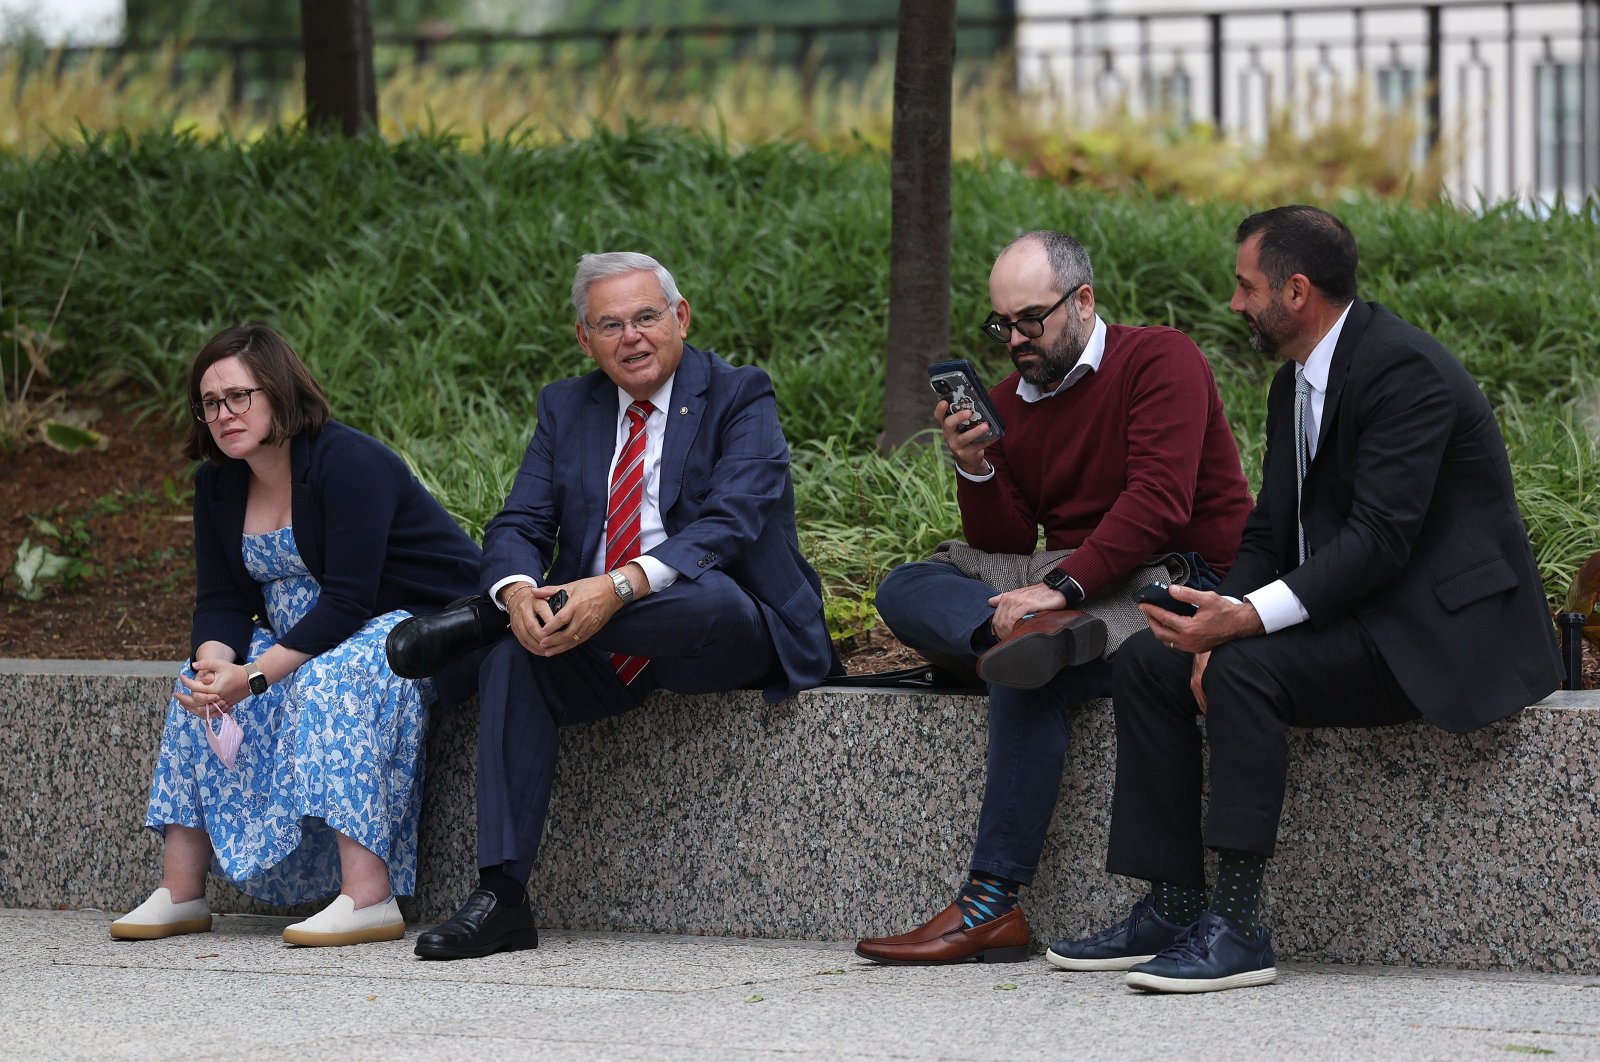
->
[190, 420, 482, 704]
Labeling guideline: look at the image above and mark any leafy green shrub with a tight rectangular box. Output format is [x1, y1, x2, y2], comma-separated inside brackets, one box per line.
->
[1, 127, 1595, 615]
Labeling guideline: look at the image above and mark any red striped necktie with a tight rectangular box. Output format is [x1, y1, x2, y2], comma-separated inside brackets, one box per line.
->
[605, 399, 654, 684]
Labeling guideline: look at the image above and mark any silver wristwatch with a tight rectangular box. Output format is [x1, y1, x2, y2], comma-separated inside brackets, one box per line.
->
[607, 569, 635, 603]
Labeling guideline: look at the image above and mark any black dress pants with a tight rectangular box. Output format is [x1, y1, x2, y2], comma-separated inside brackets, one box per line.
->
[1106, 620, 1421, 889]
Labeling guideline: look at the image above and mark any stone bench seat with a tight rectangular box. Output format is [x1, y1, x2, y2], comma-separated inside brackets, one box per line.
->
[2, 659, 1595, 973]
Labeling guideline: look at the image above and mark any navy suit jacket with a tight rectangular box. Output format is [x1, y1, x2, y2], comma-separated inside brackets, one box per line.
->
[480, 344, 835, 702]
[1218, 301, 1560, 731]
[192, 420, 483, 703]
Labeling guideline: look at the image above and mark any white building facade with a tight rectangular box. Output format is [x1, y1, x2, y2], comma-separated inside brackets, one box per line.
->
[1015, 0, 1600, 206]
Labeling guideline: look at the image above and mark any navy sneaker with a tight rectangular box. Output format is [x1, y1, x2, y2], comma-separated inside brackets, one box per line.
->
[1124, 911, 1277, 993]
[1045, 895, 1187, 971]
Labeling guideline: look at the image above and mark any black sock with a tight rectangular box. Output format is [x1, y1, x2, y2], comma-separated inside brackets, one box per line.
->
[478, 866, 527, 907]
[956, 871, 1020, 929]
[1148, 880, 1206, 925]
[1209, 849, 1268, 935]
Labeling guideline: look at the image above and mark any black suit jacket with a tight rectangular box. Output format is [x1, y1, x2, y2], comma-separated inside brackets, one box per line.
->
[1218, 301, 1560, 732]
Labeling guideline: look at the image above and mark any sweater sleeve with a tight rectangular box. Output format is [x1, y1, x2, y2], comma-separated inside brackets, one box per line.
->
[1056, 333, 1220, 596]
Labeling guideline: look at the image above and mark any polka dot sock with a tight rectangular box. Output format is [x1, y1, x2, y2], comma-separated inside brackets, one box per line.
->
[956, 871, 1020, 929]
[1148, 880, 1206, 925]
[1209, 849, 1268, 936]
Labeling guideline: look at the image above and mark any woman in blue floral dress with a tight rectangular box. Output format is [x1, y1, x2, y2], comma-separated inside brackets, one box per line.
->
[111, 324, 481, 947]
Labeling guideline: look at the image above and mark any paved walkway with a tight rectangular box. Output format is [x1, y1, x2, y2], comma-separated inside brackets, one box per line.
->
[5, 907, 1599, 1060]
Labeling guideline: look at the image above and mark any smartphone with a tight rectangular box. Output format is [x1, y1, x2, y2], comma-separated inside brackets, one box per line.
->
[1135, 582, 1198, 617]
[928, 359, 1005, 445]
[536, 588, 569, 627]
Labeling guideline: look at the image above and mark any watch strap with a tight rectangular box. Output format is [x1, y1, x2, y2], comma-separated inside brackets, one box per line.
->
[608, 569, 635, 603]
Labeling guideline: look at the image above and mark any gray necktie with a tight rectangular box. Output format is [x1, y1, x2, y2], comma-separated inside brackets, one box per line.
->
[1293, 366, 1311, 564]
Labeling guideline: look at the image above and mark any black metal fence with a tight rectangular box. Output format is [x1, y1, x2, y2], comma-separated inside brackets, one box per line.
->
[1016, 1, 1600, 206]
[12, 3, 1599, 205]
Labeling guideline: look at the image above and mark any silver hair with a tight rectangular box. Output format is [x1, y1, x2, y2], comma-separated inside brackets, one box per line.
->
[1000, 231, 1094, 294]
[570, 251, 683, 325]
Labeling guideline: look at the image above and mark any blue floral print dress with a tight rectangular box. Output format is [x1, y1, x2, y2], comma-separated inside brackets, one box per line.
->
[144, 526, 428, 905]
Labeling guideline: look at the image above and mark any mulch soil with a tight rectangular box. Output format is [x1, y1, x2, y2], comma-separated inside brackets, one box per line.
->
[0, 397, 1594, 690]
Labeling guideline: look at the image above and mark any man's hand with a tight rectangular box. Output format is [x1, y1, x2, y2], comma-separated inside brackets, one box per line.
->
[936, 399, 993, 477]
[1138, 584, 1263, 656]
[505, 563, 651, 658]
[987, 583, 1069, 640]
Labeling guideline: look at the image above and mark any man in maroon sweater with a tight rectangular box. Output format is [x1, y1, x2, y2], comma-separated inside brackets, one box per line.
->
[855, 230, 1253, 965]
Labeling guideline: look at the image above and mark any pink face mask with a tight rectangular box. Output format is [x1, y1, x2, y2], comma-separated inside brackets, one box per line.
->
[202, 704, 244, 770]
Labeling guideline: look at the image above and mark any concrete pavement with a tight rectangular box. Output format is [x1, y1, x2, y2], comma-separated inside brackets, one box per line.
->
[4, 907, 1599, 1060]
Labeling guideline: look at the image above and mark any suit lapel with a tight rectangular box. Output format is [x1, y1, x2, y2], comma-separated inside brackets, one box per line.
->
[658, 345, 708, 516]
[1313, 299, 1370, 461]
[581, 373, 617, 574]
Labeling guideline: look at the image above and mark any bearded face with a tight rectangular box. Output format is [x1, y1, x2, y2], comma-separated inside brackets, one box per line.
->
[1241, 289, 1294, 354]
[1012, 305, 1090, 387]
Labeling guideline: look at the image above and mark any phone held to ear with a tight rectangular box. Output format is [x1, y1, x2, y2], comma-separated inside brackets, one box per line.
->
[928, 359, 1006, 445]
[1135, 582, 1198, 618]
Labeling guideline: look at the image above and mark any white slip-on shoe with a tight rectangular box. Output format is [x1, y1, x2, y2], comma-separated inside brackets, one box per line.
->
[110, 887, 213, 940]
[282, 895, 405, 947]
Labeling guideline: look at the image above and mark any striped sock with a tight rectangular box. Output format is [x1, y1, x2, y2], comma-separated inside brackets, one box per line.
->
[956, 871, 1020, 929]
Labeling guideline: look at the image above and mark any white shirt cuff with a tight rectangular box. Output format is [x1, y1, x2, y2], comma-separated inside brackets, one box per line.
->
[490, 575, 537, 611]
[956, 462, 995, 483]
[634, 555, 678, 593]
[1243, 580, 1310, 634]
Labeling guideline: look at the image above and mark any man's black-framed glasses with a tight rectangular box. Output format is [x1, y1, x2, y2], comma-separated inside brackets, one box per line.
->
[192, 388, 262, 423]
[980, 284, 1085, 344]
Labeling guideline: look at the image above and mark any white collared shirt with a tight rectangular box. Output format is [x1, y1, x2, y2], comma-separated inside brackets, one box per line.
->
[1243, 302, 1352, 633]
[960, 315, 1108, 483]
[492, 377, 681, 607]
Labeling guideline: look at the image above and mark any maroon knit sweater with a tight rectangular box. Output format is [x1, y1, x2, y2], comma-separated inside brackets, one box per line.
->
[958, 323, 1253, 597]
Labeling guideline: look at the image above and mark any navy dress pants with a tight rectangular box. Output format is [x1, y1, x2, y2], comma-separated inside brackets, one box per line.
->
[1106, 621, 1420, 889]
[874, 561, 1112, 886]
[477, 571, 778, 885]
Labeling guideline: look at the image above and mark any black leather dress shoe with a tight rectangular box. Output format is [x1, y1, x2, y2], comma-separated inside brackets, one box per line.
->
[413, 889, 539, 960]
[386, 595, 509, 679]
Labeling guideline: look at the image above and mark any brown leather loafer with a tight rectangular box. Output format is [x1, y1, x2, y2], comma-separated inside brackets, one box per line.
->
[976, 609, 1108, 689]
[855, 902, 1031, 965]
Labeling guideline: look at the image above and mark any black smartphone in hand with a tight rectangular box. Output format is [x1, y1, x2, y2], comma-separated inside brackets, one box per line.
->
[928, 359, 1005, 444]
[536, 588, 568, 627]
[1135, 582, 1198, 617]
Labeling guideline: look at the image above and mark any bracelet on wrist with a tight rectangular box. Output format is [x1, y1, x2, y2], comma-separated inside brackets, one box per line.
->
[505, 583, 534, 607]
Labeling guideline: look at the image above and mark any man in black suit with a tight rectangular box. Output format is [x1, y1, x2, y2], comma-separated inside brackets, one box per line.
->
[1047, 205, 1562, 993]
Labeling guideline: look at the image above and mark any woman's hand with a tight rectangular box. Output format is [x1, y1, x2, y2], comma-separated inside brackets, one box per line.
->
[175, 660, 236, 716]
[179, 644, 309, 716]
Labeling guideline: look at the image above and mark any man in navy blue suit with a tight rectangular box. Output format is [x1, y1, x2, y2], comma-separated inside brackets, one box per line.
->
[415, 251, 836, 960]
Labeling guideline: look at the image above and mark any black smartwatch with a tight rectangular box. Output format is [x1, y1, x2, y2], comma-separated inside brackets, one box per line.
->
[1042, 567, 1086, 607]
[244, 662, 269, 696]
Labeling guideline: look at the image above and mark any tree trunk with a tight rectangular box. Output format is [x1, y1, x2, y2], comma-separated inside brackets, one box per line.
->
[301, 0, 377, 137]
[883, 0, 957, 451]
